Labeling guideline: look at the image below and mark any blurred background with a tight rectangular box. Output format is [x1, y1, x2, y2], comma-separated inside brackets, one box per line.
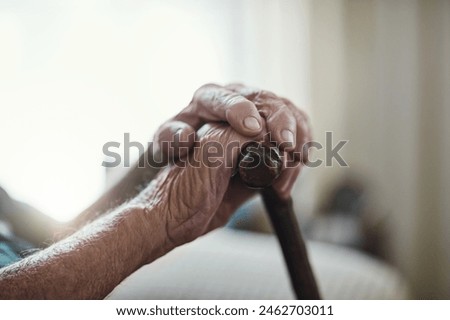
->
[0, 0, 449, 299]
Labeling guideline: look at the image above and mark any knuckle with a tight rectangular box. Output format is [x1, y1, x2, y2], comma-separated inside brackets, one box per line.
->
[270, 104, 293, 121]
[224, 92, 245, 105]
[193, 83, 220, 101]
[225, 82, 245, 90]
[258, 89, 277, 98]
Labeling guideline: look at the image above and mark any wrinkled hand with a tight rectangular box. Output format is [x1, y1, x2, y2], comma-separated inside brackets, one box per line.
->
[138, 123, 260, 246]
[153, 83, 312, 199]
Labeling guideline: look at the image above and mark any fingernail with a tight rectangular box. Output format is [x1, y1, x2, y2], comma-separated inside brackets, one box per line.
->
[243, 116, 261, 131]
[281, 129, 294, 145]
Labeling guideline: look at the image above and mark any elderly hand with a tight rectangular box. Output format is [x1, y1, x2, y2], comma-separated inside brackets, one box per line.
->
[135, 123, 260, 248]
[135, 84, 312, 248]
[153, 83, 312, 200]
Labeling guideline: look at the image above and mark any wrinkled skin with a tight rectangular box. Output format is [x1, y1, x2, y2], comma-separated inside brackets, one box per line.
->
[137, 123, 258, 246]
[0, 83, 313, 299]
[142, 83, 312, 246]
[154, 83, 312, 199]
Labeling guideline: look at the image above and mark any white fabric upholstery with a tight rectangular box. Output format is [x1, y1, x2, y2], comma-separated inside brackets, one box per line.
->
[107, 228, 409, 300]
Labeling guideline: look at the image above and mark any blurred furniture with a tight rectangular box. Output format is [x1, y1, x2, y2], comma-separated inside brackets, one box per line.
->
[104, 165, 408, 299]
[107, 228, 409, 300]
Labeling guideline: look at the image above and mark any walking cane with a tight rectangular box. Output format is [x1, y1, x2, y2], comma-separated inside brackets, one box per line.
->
[238, 141, 321, 300]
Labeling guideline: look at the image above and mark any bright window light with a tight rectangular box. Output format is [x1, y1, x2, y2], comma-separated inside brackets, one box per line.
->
[0, 1, 232, 221]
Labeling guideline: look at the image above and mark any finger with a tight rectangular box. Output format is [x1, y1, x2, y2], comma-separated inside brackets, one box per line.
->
[225, 83, 261, 99]
[225, 97, 263, 136]
[264, 103, 297, 152]
[283, 99, 312, 163]
[272, 164, 302, 200]
[295, 114, 313, 164]
[227, 85, 302, 154]
[153, 120, 196, 161]
[226, 84, 280, 106]
[175, 84, 263, 136]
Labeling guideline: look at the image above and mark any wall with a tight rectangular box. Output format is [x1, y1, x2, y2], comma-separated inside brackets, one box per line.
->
[309, 0, 450, 298]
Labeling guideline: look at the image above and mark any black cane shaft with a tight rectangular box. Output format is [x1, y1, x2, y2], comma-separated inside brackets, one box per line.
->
[261, 187, 321, 300]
